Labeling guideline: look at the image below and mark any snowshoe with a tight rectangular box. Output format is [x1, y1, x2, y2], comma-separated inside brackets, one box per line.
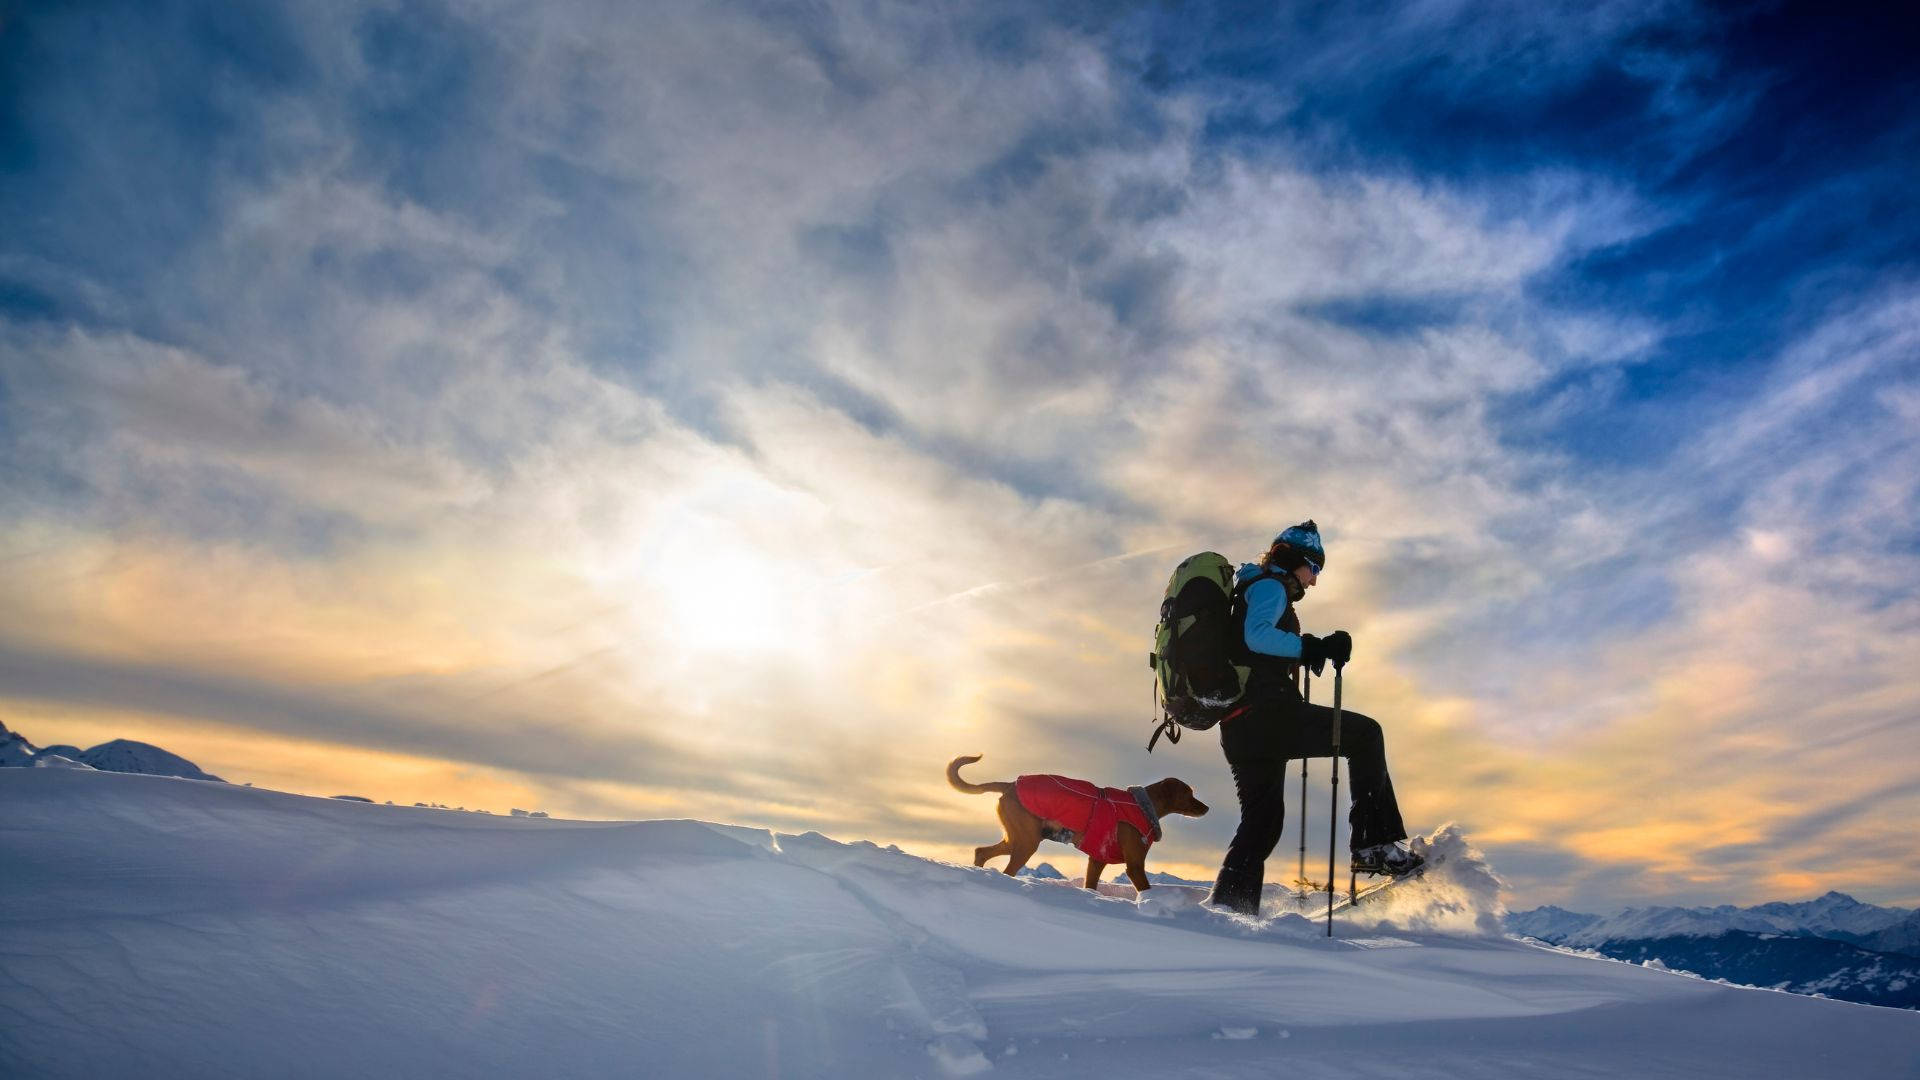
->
[1350, 841, 1425, 877]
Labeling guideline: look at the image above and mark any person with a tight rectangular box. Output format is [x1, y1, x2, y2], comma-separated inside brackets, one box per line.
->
[1207, 520, 1422, 917]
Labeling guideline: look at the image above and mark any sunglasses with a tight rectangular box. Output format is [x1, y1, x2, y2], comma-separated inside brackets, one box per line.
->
[1302, 557, 1323, 575]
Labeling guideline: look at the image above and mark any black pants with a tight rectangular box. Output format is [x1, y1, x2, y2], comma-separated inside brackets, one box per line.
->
[1208, 685, 1407, 915]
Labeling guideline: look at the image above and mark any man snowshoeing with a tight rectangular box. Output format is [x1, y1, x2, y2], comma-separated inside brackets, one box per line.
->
[1207, 521, 1422, 917]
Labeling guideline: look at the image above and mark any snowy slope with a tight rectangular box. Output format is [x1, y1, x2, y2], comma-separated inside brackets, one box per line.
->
[0, 720, 39, 766]
[1864, 911, 1920, 957]
[3, 770, 1917, 1079]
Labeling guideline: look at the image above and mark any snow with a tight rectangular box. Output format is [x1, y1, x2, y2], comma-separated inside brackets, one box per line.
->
[4, 770, 1917, 1078]
[0, 720, 40, 767]
[70, 737, 224, 781]
[1511, 892, 1916, 948]
[0, 722, 222, 781]
[1504, 904, 1604, 940]
[1753, 891, 1915, 938]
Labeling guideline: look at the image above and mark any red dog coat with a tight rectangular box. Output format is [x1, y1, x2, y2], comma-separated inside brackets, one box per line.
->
[1014, 774, 1162, 865]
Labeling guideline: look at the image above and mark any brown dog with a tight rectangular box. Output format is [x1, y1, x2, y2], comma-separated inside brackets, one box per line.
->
[946, 754, 1208, 892]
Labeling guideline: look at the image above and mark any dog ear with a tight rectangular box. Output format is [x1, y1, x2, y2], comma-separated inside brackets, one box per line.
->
[1148, 779, 1207, 816]
[1162, 779, 1208, 816]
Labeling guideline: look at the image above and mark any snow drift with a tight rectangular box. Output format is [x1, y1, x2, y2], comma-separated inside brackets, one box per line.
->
[3, 769, 1916, 1079]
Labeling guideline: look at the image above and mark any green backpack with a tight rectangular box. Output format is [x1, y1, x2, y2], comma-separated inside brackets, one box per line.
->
[1147, 551, 1252, 750]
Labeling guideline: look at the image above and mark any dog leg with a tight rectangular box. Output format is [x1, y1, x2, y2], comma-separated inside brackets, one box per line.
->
[992, 797, 1042, 877]
[1001, 835, 1040, 877]
[974, 839, 1011, 868]
[1116, 827, 1152, 892]
[1083, 859, 1107, 890]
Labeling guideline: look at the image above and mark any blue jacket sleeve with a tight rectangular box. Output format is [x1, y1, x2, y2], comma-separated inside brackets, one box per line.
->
[1241, 577, 1303, 659]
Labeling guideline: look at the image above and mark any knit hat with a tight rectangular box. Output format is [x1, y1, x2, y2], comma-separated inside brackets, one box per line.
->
[1271, 520, 1325, 570]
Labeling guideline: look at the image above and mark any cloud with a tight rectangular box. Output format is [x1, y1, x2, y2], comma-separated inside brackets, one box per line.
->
[2, 0, 1917, 910]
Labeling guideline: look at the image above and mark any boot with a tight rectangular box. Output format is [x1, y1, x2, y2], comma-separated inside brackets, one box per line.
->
[1207, 866, 1262, 916]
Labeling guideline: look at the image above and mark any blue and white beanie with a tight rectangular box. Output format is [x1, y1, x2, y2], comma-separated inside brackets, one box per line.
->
[1272, 520, 1325, 569]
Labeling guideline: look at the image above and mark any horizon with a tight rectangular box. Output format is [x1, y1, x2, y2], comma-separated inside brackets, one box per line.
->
[3, 0, 1917, 912]
[13, 766, 1916, 1078]
[6, 714, 1914, 918]
[3, 742, 1911, 926]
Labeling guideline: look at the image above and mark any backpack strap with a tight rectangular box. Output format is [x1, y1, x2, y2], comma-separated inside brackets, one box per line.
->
[1232, 567, 1299, 629]
[1231, 569, 1303, 680]
[1147, 716, 1179, 752]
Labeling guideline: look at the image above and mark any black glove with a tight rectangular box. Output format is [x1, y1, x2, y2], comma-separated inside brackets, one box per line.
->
[1301, 631, 1353, 675]
[1299, 634, 1328, 676]
[1323, 630, 1352, 669]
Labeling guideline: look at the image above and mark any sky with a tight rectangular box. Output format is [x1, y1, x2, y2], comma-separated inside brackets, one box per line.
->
[2, 0, 1916, 911]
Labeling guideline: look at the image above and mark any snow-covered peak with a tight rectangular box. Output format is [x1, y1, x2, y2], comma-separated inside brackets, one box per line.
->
[0, 720, 38, 767]
[1016, 862, 1066, 880]
[1599, 904, 1779, 941]
[73, 740, 223, 783]
[1510, 891, 1915, 948]
[1503, 904, 1602, 941]
[1745, 890, 1904, 936]
[1, 723, 221, 781]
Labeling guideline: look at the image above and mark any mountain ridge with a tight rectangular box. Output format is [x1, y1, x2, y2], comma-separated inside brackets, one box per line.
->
[1508, 891, 1917, 952]
[1509, 894, 1920, 1009]
[0, 720, 222, 782]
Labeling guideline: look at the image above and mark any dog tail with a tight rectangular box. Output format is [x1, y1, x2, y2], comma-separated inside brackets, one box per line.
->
[946, 755, 1013, 796]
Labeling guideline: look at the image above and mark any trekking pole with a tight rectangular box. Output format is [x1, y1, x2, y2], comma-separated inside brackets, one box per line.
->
[1297, 670, 1310, 901]
[1326, 663, 1343, 937]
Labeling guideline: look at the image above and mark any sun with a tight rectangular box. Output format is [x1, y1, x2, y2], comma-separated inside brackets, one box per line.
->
[597, 471, 849, 668]
[644, 530, 799, 659]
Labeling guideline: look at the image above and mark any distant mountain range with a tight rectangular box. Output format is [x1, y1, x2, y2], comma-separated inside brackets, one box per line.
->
[1508, 893, 1920, 1009]
[0, 719, 223, 782]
